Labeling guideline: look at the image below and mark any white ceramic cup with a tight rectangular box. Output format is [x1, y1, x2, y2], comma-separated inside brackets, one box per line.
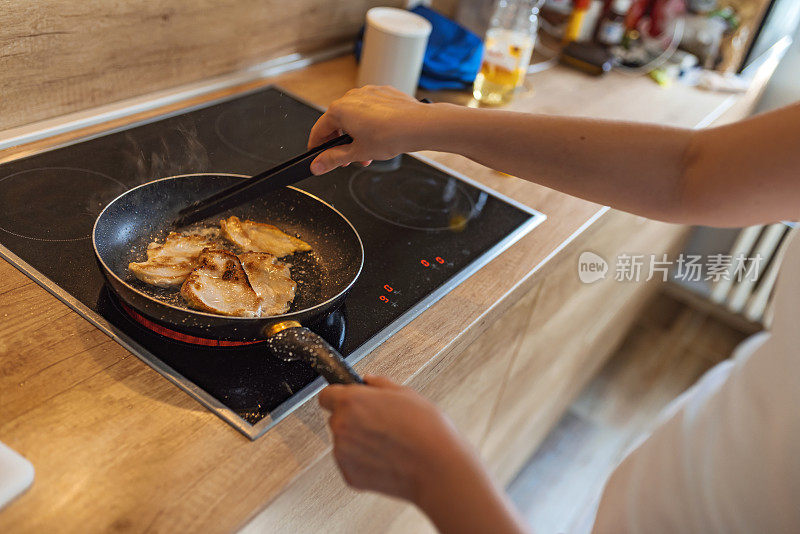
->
[358, 7, 432, 95]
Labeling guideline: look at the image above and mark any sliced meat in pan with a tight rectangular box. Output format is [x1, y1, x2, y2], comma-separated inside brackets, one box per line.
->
[180, 250, 262, 317]
[238, 252, 297, 316]
[128, 230, 219, 287]
[220, 216, 312, 258]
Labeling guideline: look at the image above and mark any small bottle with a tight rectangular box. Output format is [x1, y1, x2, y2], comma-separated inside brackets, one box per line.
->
[473, 0, 542, 105]
[562, 0, 591, 44]
[596, 0, 632, 46]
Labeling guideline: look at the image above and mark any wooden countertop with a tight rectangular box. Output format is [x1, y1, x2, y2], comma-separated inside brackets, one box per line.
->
[0, 54, 767, 532]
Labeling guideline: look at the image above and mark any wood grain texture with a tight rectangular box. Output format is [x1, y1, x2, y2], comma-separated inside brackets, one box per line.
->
[479, 212, 688, 484]
[0, 0, 400, 130]
[0, 55, 764, 532]
[430, 0, 462, 17]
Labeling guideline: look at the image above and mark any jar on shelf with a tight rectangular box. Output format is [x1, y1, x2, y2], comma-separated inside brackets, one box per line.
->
[596, 0, 634, 46]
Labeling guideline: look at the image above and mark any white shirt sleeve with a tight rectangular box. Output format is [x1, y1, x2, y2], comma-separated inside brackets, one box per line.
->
[593, 231, 800, 534]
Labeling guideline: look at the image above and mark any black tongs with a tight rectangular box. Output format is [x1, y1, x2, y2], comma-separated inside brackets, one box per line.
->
[174, 98, 431, 228]
[173, 133, 352, 228]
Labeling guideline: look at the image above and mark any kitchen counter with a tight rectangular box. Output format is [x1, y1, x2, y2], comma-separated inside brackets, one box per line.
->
[0, 54, 773, 532]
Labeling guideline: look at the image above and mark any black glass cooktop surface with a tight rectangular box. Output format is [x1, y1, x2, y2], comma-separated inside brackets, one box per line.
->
[0, 86, 544, 438]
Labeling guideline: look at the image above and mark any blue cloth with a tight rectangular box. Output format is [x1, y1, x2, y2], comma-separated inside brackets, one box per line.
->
[354, 5, 484, 91]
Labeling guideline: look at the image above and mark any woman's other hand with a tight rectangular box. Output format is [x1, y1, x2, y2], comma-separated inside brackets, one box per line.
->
[318, 375, 531, 534]
[307, 86, 435, 175]
[318, 374, 471, 503]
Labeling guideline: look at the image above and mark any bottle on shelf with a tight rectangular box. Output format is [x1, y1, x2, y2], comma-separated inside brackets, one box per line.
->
[562, 0, 592, 44]
[473, 0, 542, 105]
[596, 0, 633, 46]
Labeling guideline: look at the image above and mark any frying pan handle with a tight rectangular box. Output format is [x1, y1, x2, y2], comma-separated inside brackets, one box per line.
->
[266, 327, 363, 384]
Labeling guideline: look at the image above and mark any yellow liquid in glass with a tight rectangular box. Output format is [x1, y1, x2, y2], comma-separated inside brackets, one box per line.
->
[473, 64, 527, 105]
[473, 30, 533, 105]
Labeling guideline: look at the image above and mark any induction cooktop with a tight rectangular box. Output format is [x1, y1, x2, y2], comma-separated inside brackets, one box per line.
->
[0, 86, 545, 439]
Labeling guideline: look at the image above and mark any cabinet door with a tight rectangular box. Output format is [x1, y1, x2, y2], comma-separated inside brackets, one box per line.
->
[480, 210, 686, 484]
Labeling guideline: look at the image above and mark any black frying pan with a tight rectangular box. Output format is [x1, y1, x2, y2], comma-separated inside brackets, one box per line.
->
[93, 173, 364, 384]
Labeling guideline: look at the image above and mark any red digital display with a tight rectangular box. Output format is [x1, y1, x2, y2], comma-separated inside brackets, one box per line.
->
[380, 284, 394, 304]
[420, 256, 445, 267]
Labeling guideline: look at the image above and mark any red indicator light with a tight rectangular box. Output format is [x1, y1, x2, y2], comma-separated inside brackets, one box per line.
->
[384, 285, 393, 292]
[420, 259, 430, 267]
[435, 256, 444, 264]
[379, 295, 389, 303]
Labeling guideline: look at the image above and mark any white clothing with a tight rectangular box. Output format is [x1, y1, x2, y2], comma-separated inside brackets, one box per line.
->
[594, 229, 800, 533]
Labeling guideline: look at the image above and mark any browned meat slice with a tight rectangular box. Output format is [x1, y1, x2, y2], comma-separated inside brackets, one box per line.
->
[238, 252, 297, 316]
[128, 231, 218, 287]
[220, 216, 312, 258]
[180, 250, 262, 317]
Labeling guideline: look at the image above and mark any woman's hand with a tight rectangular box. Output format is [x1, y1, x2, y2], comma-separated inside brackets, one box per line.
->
[319, 375, 531, 534]
[318, 375, 473, 503]
[307, 85, 437, 175]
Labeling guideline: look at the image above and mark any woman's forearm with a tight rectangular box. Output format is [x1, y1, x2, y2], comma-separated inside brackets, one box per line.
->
[415, 447, 531, 534]
[310, 87, 800, 227]
[413, 103, 693, 222]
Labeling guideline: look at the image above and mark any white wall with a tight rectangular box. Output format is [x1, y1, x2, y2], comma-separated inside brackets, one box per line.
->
[755, 24, 800, 113]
